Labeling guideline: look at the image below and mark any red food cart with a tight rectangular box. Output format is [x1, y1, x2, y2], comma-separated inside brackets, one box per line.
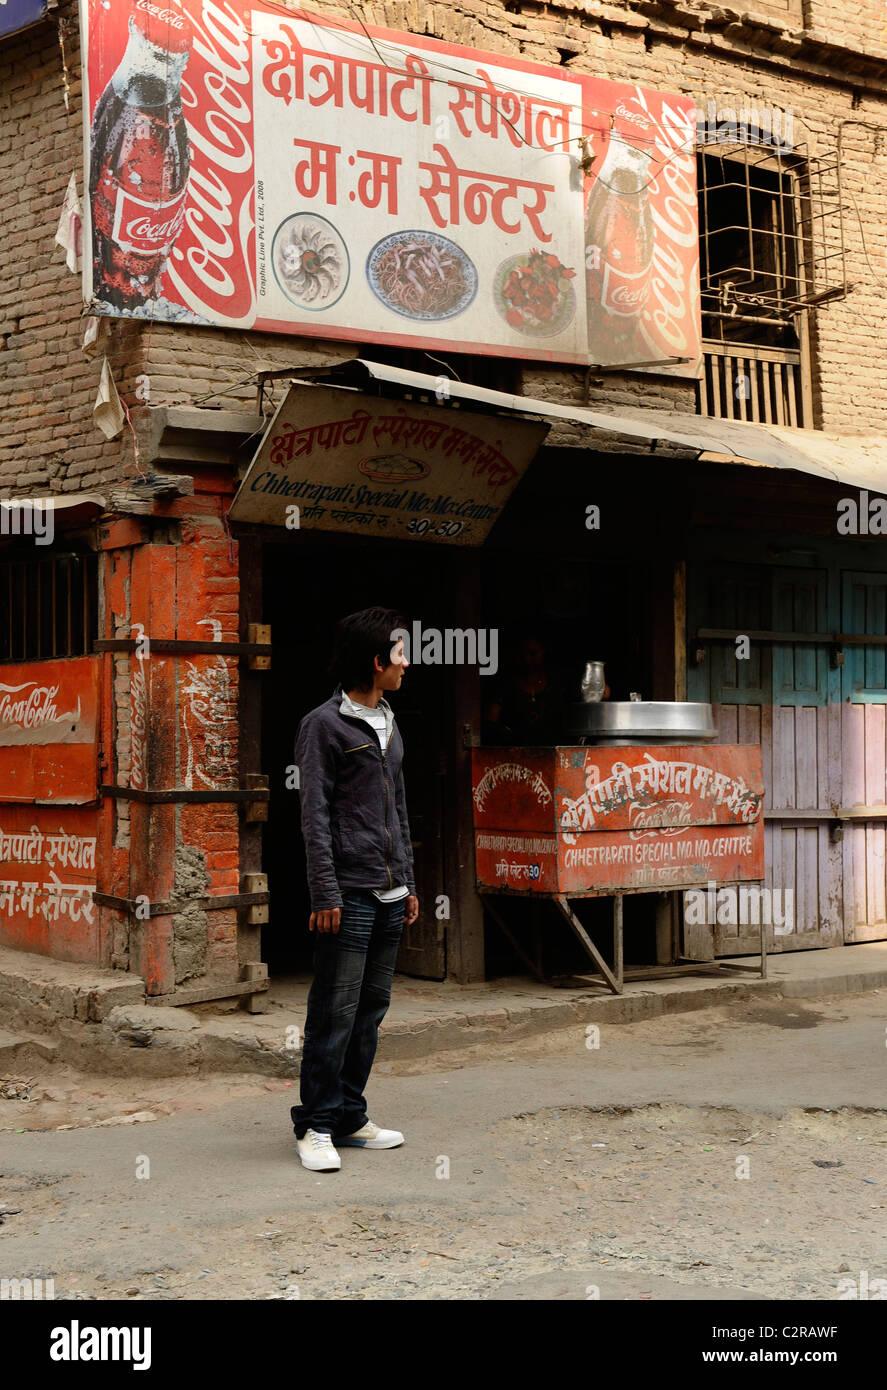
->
[472, 742, 766, 993]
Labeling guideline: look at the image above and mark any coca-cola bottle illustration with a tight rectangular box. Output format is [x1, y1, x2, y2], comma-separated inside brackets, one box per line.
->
[585, 132, 654, 365]
[89, 2, 192, 312]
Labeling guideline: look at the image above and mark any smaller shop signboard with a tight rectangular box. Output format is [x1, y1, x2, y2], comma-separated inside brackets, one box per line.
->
[229, 384, 548, 545]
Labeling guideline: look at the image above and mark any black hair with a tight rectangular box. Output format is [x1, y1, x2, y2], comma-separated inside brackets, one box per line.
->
[330, 606, 408, 693]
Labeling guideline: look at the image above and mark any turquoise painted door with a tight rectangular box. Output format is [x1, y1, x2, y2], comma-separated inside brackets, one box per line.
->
[689, 562, 841, 952]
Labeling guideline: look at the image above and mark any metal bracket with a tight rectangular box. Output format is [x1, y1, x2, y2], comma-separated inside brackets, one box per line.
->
[101, 786, 270, 804]
[696, 628, 887, 647]
[94, 639, 271, 658]
[248, 623, 271, 671]
[93, 890, 270, 918]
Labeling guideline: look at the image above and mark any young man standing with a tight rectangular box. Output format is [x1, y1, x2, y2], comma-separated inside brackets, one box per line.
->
[290, 606, 419, 1172]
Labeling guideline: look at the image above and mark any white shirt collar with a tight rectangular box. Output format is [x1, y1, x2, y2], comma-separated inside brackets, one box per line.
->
[339, 689, 394, 738]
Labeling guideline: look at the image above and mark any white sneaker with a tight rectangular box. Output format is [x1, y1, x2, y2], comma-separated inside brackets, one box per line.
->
[337, 1120, 404, 1149]
[296, 1128, 341, 1171]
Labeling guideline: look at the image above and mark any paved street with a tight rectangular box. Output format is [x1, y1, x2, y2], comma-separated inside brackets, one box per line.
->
[1, 989, 885, 1300]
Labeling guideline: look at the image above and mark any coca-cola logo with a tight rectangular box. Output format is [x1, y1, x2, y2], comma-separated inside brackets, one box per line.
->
[601, 258, 653, 319]
[164, 0, 256, 326]
[609, 282, 650, 311]
[113, 187, 189, 255]
[136, 0, 185, 28]
[0, 682, 61, 730]
[126, 209, 186, 244]
[629, 800, 692, 839]
[630, 93, 700, 361]
[615, 102, 651, 131]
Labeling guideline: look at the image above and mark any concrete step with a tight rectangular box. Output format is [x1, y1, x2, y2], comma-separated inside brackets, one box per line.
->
[0, 940, 885, 1079]
[0, 1026, 59, 1071]
[0, 943, 145, 1035]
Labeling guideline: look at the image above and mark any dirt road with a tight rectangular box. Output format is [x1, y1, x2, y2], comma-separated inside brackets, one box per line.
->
[1, 990, 885, 1300]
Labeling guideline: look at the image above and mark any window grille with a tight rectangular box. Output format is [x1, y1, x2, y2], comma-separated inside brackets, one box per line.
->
[697, 138, 846, 349]
[0, 550, 99, 662]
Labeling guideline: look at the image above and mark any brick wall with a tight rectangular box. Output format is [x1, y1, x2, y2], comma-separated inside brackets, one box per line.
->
[0, 8, 133, 498]
[2, 0, 887, 485]
[95, 496, 244, 989]
[805, 0, 887, 58]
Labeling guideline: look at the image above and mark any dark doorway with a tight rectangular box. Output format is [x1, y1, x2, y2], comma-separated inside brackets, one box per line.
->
[476, 446, 664, 977]
[260, 534, 448, 979]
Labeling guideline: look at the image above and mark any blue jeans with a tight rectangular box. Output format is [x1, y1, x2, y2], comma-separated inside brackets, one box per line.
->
[291, 889, 406, 1140]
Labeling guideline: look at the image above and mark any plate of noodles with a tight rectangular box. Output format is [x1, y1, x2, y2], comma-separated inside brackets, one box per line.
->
[366, 231, 478, 321]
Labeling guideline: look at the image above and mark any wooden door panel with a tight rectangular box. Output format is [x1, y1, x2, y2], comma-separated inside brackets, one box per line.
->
[693, 561, 839, 954]
[708, 702, 840, 952]
[392, 697, 446, 978]
[709, 569, 769, 703]
[840, 573, 887, 940]
[772, 570, 828, 705]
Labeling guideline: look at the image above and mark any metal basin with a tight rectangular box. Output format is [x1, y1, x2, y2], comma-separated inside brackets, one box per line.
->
[566, 701, 717, 746]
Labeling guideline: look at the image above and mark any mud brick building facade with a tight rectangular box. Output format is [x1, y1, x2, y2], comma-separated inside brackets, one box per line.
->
[2, 0, 887, 1000]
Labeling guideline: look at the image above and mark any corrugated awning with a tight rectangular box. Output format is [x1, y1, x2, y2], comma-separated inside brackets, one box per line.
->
[0, 494, 107, 532]
[301, 360, 887, 494]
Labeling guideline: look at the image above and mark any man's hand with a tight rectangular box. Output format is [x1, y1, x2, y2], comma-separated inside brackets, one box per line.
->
[310, 907, 341, 933]
[404, 894, 419, 926]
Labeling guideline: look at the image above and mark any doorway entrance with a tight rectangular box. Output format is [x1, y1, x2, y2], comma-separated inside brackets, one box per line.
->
[688, 552, 887, 950]
[259, 534, 448, 979]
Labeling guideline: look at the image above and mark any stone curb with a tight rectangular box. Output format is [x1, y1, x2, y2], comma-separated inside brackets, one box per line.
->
[0, 952, 883, 1077]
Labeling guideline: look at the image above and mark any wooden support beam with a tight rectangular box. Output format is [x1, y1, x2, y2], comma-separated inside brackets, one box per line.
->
[555, 894, 622, 995]
[107, 471, 194, 516]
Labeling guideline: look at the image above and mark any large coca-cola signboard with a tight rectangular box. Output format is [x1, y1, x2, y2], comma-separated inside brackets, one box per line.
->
[78, 1, 700, 368]
[581, 86, 701, 369]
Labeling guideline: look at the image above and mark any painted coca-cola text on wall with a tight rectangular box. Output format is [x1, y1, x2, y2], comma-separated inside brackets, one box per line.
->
[0, 658, 100, 804]
[78, 1, 701, 367]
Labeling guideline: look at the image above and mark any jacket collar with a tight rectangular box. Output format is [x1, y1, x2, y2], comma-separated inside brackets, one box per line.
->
[335, 686, 394, 741]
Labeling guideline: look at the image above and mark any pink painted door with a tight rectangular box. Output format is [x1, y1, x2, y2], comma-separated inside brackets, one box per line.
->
[840, 572, 887, 942]
[713, 702, 842, 953]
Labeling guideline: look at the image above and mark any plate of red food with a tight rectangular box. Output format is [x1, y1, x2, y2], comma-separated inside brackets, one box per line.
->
[494, 249, 577, 337]
[367, 231, 478, 321]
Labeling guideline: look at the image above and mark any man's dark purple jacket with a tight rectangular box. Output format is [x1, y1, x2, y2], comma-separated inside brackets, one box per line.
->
[294, 688, 416, 911]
